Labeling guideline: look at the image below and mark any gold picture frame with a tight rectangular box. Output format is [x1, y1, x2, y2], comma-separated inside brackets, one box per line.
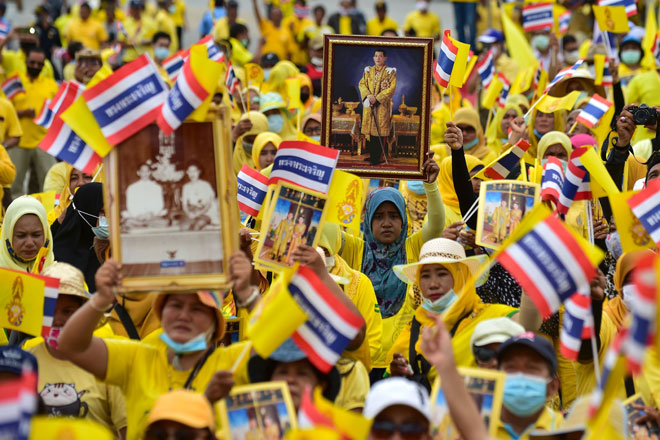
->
[430, 367, 506, 439]
[321, 34, 433, 179]
[103, 108, 238, 292]
[218, 381, 297, 440]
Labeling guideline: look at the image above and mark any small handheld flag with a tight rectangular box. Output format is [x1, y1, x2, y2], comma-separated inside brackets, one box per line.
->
[593, 54, 613, 86]
[163, 51, 185, 82]
[545, 59, 584, 93]
[269, 141, 339, 195]
[2, 75, 24, 100]
[225, 63, 240, 101]
[540, 156, 565, 205]
[433, 30, 470, 89]
[557, 148, 591, 215]
[198, 35, 225, 62]
[534, 90, 581, 114]
[476, 50, 494, 90]
[477, 139, 531, 180]
[496, 73, 511, 108]
[576, 94, 612, 128]
[627, 178, 660, 247]
[624, 252, 657, 373]
[560, 292, 593, 360]
[558, 11, 571, 34]
[522, 3, 555, 32]
[598, 0, 637, 17]
[237, 165, 269, 217]
[34, 99, 53, 128]
[592, 5, 630, 33]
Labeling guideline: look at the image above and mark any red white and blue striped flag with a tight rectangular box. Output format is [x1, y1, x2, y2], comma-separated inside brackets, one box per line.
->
[624, 253, 657, 373]
[2, 75, 24, 100]
[598, 0, 637, 17]
[627, 178, 660, 246]
[225, 63, 240, 97]
[237, 164, 269, 217]
[198, 35, 226, 63]
[496, 73, 511, 108]
[433, 31, 460, 89]
[558, 11, 571, 34]
[0, 362, 38, 440]
[298, 387, 335, 429]
[476, 49, 494, 89]
[83, 54, 168, 145]
[482, 139, 530, 180]
[576, 94, 612, 128]
[115, 20, 129, 39]
[157, 56, 209, 135]
[40, 275, 60, 347]
[540, 156, 565, 206]
[39, 81, 103, 174]
[545, 59, 584, 93]
[163, 51, 185, 82]
[289, 265, 364, 373]
[522, 3, 555, 32]
[34, 99, 53, 128]
[652, 35, 660, 67]
[269, 141, 339, 195]
[496, 214, 598, 317]
[557, 148, 591, 215]
[560, 291, 593, 360]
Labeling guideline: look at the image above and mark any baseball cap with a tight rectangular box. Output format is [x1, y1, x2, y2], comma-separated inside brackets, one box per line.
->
[470, 317, 525, 348]
[363, 377, 431, 421]
[261, 52, 279, 68]
[0, 346, 38, 376]
[621, 33, 642, 46]
[497, 332, 558, 375]
[42, 262, 90, 299]
[478, 29, 504, 44]
[147, 390, 215, 431]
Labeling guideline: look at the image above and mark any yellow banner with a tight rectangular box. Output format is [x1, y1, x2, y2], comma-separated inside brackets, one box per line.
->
[502, 10, 538, 70]
[326, 170, 363, 235]
[188, 43, 224, 122]
[608, 191, 656, 253]
[286, 77, 303, 110]
[463, 54, 478, 85]
[447, 33, 471, 88]
[244, 62, 264, 87]
[534, 90, 581, 113]
[509, 67, 535, 95]
[594, 54, 606, 86]
[592, 5, 629, 33]
[314, 388, 372, 439]
[0, 268, 47, 336]
[481, 76, 503, 109]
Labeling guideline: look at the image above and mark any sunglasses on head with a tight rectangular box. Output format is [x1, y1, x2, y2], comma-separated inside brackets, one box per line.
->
[473, 345, 497, 363]
[371, 420, 428, 440]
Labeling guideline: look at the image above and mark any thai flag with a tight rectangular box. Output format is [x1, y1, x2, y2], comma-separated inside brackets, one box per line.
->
[225, 63, 240, 96]
[269, 141, 339, 195]
[163, 51, 185, 82]
[556, 148, 591, 215]
[198, 35, 225, 63]
[40, 275, 60, 347]
[115, 20, 129, 39]
[483, 139, 530, 180]
[522, 2, 555, 32]
[627, 178, 660, 246]
[40, 81, 103, 174]
[576, 94, 612, 128]
[560, 291, 593, 360]
[496, 214, 598, 317]
[157, 57, 209, 135]
[540, 156, 564, 205]
[545, 59, 584, 93]
[2, 75, 24, 100]
[0, 22, 10, 41]
[624, 253, 657, 373]
[600, 61, 613, 87]
[237, 165, 269, 217]
[289, 265, 364, 373]
[476, 49, 494, 90]
[0, 364, 38, 440]
[588, 330, 625, 418]
[34, 99, 53, 128]
[558, 11, 571, 34]
[298, 387, 334, 429]
[83, 54, 168, 146]
[598, 0, 637, 17]
[652, 35, 660, 68]
[496, 73, 511, 108]
[433, 31, 459, 89]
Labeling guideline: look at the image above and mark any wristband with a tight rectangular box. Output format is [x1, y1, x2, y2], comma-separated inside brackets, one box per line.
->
[236, 286, 260, 309]
[89, 294, 115, 313]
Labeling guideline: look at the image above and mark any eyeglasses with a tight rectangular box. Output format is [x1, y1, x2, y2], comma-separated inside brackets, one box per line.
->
[371, 420, 428, 440]
[144, 428, 212, 440]
[473, 346, 497, 363]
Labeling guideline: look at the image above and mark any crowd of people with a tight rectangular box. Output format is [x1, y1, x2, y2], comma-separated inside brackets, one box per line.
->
[1, 0, 660, 439]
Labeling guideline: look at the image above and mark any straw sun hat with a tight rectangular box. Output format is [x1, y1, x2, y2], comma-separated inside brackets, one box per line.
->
[393, 238, 483, 285]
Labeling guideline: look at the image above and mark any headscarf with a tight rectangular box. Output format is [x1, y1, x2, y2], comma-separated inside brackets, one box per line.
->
[537, 131, 572, 159]
[297, 73, 314, 111]
[507, 94, 530, 113]
[53, 183, 103, 292]
[437, 155, 485, 214]
[259, 92, 297, 140]
[0, 196, 54, 272]
[232, 112, 269, 175]
[47, 164, 74, 225]
[527, 109, 566, 159]
[262, 61, 299, 97]
[251, 132, 282, 170]
[487, 102, 523, 154]
[361, 188, 409, 318]
[301, 112, 321, 134]
[453, 107, 492, 162]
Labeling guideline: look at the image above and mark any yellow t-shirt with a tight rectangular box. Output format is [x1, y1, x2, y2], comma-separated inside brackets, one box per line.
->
[0, 144, 15, 206]
[66, 18, 108, 50]
[13, 74, 59, 149]
[494, 407, 564, 439]
[339, 16, 352, 35]
[403, 11, 441, 38]
[626, 70, 660, 143]
[104, 335, 251, 440]
[366, 17, 399, 36]
[1, 50, 55, 82]
[259, 19, 293, 61]
[214, 17, 247, 41]
[335, 358, 370, 411]
[171, 0, 186, 27]
[118, 16, 157, 62]
[0, 96, 23, 142]
[28, 341, 127, 432]
[154, 9, 179, 54]
[43, 161, 70, 194]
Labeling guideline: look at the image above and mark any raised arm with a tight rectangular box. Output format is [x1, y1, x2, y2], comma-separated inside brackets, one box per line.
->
[251, 0, 263, 25]
[421, 152, 445, 242]
[447, 122, 479, 230]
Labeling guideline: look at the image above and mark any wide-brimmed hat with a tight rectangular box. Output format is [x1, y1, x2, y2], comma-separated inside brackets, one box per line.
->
[393, 238, 483, 285]
[153, 291, 225, 342]
[147, 390, 215, 431]
[41, 262, 90, 299]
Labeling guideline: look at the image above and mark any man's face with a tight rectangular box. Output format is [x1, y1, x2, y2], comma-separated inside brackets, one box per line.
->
[138, 165, 151, 180]
[153, 37, 170, 51]
[26, 51, 45, 76]
[75, 57, 102, 84]
[369, 405, 430, 440]
[563, 41, 578, 53]
[80, 5, 91, 20]
[647, 163, 660, 183]
[499, 345, 551, 380]
[376, 6, 385, 19]
[373, 51, 386, 67]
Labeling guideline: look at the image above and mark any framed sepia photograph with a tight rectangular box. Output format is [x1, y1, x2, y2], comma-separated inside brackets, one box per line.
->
[430, 367, 505, 439]
[321, 34, 433, 179]
[475, 180, 540, 250]
[255, 181, 327, 272]
[218, 382, 297, 440]
[104, 108, 238, 292]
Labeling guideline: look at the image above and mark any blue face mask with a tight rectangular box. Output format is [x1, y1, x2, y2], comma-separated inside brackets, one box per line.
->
[267, 113, 284, 133]
[154, 47, 170, 61]
[422, 289, 458, 314]
[533, 128, 544, 139]
[311, 135, 321, 142]
[242, 140, 253, 154]
[406, 180, 426, 195]
[159, 331, 208, 355]
[92, 215, 109, 240]
[463, 137, 479, 150]
[264, 68, 271, 81]
[502, 372, 548, 417]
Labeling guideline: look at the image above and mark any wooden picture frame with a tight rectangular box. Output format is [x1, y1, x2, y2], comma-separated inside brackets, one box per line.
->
[321, 34, 433, 179]
[103, 108, 238, 292]
[218, 381, 297, 440]
[430, 367, 505, 439]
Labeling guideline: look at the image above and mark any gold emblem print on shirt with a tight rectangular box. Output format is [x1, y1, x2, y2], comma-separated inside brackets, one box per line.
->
[6, 276, 25, 327]
[631, 217, 652, 246]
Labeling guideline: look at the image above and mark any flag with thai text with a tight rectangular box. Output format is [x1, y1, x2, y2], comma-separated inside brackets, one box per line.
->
[269, 141, 339, 195]
[522, 3, 554, 31]
[237, 165, 269, 217]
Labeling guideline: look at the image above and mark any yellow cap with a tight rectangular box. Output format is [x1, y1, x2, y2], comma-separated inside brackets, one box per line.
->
[147, 390, 215, 431]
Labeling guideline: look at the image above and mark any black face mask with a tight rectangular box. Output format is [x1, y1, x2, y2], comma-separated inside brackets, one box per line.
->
[21, 43, 36, 54]
[27, 66, 42, 78]
[300, 92, 310, 103]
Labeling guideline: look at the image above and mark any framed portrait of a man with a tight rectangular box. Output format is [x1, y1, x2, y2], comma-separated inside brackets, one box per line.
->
[103, 108, 238, 292]
[321, 35, 433, 179]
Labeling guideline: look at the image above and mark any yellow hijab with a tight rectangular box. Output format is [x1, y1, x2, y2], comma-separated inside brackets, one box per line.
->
[437, 155, 485, 213]
[527, 109, 566, 161]
[487, 103, 523, 155]
[251, 132, 282, 171]
[47, 164, 74, 225]
[262, 61, 299, 97]
[537, 131, 572, 159]
[232, 111, 269, 175]
[453, 107, 494, 162]
[0, 196, 55, 272]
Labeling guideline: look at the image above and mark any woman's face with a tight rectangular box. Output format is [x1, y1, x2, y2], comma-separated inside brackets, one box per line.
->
[264, 108, 280, 117]
[419, 264, 454, 301]
[271, 360, 322, 411]
[187, 165, 201, 181]
[69, 169, 93, 195]
[12, 214, 45, 261]
[469, 170, 482, 194]
[259, 143, 277, 169]
[457, 124, 477, 145]
[371, 201, 402, 244]
[534, 111, 555, 134]
[648, 163, 660, 183]
[543, 143, 569, 161]
[303, 119, 321, 137]
[160, 294, 216, 343]
[53, 295, 85, 328]
[500, 109, 518, 134]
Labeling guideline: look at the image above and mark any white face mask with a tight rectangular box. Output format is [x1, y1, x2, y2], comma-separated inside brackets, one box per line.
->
[564, 50, 579, 64]
[311, 56, 323, 67]
[324, 255, 335, 270]
[416, 1, 429, 11]
[622, 285, 635, 311]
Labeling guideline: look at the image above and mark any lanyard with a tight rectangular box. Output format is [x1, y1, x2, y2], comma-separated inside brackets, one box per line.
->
[183, 346, 216, 390]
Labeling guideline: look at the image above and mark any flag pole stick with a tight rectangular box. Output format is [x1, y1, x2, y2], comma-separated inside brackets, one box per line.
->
[449, 86, 454, 119]
[230, 341, 253, 373]
[462, 197, 480, 223]
[92, 164, 104, 182]
[590, 331, 602, 387]
[484, 107, 495, 139]
[568, 120, 579, 134]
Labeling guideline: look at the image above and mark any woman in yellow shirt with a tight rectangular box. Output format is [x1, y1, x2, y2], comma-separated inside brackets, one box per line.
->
[252, 132, 282, 171]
